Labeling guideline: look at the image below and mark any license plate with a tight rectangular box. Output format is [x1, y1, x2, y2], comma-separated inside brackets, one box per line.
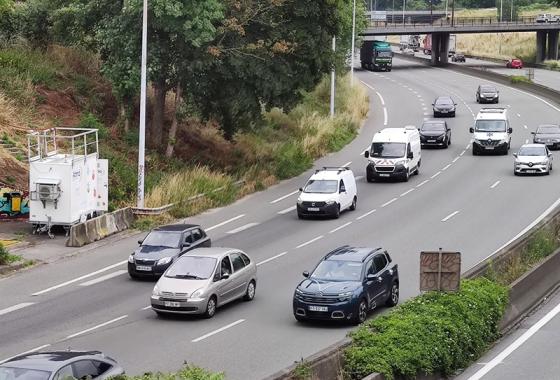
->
[308, 305, 328, 312]
[164, 301, 181, 307]
[440, 110, 448, 113]
[379, 174, 390, 177]
[485, 146, 494, 150]
[136, 265, 152, 271]
[428, 140, 436, 143]
[307, 207, 320, 211]
[526, 170, 536, 173]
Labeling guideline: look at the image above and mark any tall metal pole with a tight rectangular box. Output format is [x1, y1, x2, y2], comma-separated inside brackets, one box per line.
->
[402, 0, 405, 26]
[510, 0, 513, 21]
[451, 0, 455, 26]
[137, 0, 148, 208]
[392, 0, 395, 23]
[351, 0, 356, 87]
[330, 36, 336, 118]
[445, 0, 448, 22]
[500, 0, 503, 22]
[430, 0, 433, 25]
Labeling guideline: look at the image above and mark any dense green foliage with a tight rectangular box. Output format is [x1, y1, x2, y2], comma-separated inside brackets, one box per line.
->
[111, 365, 224, 380]
[343, 278, 509, 380]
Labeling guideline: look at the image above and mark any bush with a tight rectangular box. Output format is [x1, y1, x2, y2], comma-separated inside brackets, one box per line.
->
[111, 365, 224, 380]
[510, 75, 531, 84]
[343, 278, 509, 380]
[0, 242, 21, 265]
[274, 141, 312, 179]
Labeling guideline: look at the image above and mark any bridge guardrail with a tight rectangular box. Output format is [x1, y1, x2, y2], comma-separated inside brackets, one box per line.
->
[369, 16, 543, 28]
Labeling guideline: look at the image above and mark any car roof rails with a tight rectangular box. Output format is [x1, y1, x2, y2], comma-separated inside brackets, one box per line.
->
[479, 108, 506, 113]
[315, 166, 350, 174]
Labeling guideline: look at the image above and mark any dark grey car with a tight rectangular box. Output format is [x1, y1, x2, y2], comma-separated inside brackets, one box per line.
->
[532, 124, 560, 149]
[128, 224, 211, 279]
[476, 85, 499, 104]
[419, 120, 451, 148]
[432, 96, 456, 117]
[0, 351, 124, 380]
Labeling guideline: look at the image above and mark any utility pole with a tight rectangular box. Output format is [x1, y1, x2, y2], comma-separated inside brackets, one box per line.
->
[351, 0, 356, 87]
[451, 0, 455, 26]
[511, 0, 513, 21]
[445, 0, 448, 23]
[330, 36, 336, 118]
[392, 0, 395, 23]
[430, 0, 433, 25]
[137, 0, 148, 208]
[402, 0, 406, 26]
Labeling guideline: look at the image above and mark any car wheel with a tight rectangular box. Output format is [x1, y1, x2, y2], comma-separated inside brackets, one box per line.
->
[366, 173, 374, 183]
[385, 282, 399, 307]
[514, 171, 519, 176]
[294, 314, 306, 322]
[154, 310, 167, 317]
[443, 139, 449, 149]
[332, 204, 341, 219]
[297, 212, 305, 220]
[350, 196, 357, 211]
[473, 146, 479, 156]
[353, 299, 368, 325]
[243, 280, 256, 301]
[476, 95, 479, 103]
[129, 271, 139, 280]
[403, 169, 410, 182]
[203, 296, 217, 318]
[495, 98, 499, 103]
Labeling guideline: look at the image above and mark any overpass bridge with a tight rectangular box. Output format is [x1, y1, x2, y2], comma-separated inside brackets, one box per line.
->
[360, 16, 560, 65]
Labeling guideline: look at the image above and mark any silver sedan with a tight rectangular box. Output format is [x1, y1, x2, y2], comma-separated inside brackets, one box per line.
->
[151, 247, 257, 318]
[513, 144, 553, 175]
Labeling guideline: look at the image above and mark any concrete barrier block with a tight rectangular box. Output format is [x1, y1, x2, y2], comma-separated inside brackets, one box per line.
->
[66, 223, 88, 247]
[106, 214, 118, 235]
[121, 207, 135, 228]
[96, 215, 109, 239]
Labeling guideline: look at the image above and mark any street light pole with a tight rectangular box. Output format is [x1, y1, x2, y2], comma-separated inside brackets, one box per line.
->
[402, 0, 406, 26]
[445, 0, 448, 22]
[137, 0, 148, 208]
[392, 0, 395, 23]
[330, 36, 336, 118]
[350, 0, 356, 87]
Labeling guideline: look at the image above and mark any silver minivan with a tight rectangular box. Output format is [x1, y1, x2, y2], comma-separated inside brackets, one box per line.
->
[151, 247, 257, 318]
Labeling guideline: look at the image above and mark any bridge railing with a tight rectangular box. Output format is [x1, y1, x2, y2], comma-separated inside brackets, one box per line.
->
[369, 16, 544, 28]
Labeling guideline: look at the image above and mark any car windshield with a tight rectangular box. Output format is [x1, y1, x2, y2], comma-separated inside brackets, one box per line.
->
[376, 50, 392, 58]
[518, 146, 546, 156]
[0, 367, 51, 380]
[481, 86, 496, 92]
[421, 122, 445, 132]
[475, 120, 506, 132]
[311, 260, 363, 282]
[142, 231, 181, 248]
[303, 180, 338, 194]
[165, 256, 217, 279]
[436, 97, 453, 105]
[537, 126, 560, 134]
[371, 142, 406, 158]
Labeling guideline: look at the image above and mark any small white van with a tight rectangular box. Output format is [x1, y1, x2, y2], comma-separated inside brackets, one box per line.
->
[470, 108, 512, 155]
[364, 126, 421, 182]
[296, 167, 357, 219]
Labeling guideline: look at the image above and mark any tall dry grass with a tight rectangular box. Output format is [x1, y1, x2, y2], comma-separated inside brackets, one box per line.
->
[457, 32, 536, 62]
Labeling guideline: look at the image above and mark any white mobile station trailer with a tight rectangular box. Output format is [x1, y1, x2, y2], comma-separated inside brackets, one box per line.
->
[28, 128, 108, 237]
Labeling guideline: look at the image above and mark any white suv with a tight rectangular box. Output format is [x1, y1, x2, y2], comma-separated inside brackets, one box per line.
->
[296, 167, 357, 219]
[470, 108, 512, 155]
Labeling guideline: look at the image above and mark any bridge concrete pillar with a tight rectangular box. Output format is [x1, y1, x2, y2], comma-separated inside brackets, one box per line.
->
[547, 31, 559, 61]
[536, 31, 547, 63]
[430, 33, 449, 67]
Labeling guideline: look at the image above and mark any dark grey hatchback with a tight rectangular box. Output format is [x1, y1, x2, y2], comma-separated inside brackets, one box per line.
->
[0, 351, 124, 380]
[128, 224, 211, 279]
[293, 246, 399, 325]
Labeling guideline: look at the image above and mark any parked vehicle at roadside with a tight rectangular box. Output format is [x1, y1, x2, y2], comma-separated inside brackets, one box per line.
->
[532, 124, 560, 149]
[296, 167, 357, 219]
[506, 58, 523, 69]
[476, 84, 499, 103]
[151, 248, 257, 318]
[451, 52, 465, 62]
[293, 245, 399, 325]
[470, 108, 512, 155]
[513, 144, 553, 176]
[0, 351, 124, 380]
[128, 224, 211, 279]
[364, 126, 421, 182]
[432, 96, 457, 117]
[419, 120, 451, 148]
[536, 13, 560, 23]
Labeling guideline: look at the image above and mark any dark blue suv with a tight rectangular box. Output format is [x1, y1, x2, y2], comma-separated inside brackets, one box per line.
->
[293, 246, 399, 324]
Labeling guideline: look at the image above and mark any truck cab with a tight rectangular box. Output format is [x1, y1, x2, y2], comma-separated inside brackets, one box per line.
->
[360, 40, 393, 72]
[470, 108, 512, 155]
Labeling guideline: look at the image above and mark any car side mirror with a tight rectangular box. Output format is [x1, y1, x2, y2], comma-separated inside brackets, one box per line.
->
[513, 153, 518, 158]
[366, 274, 382, 282]
[454, 103, 457, 106]
[340, 189, 346, 194]
[138, 239, 144, 245]
[299, 187, 303, 192]
[508, 128, 513, 134]
[407, 152, 414, 159]
[221, 273, 230, 280]
[531, 132, 536, 135]
[303, 271, 310, 278]
[182, 242, 191, 248]
[364, 150, 370, 158]
[469, 127, 474, 133]
[431, 103, 434, 106]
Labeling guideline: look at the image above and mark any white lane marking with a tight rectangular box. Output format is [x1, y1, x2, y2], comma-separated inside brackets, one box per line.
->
[525, 139, 529, 144]
[422, 107, 427, 111]
[381, 198, 397, 208]
[376, 91, 386, 106]
[416, 179, 429, 188]
[0, 345, 51, 364]
[342, 161, 352, 167]
[141, 306, 152, 310]
[226, 222, 259, 234]
[360, 81, 375, 92]
[278, 206, 296, 215]
[442, 164, 452, 171]
[517, 113, 521, 117]
[507, 104, 511, 108]
[460, 150, 466, 156]
[467, 302, 560, 380]
[0, 302, 35, 316]
[79, 270, 127, 287]
[453, 157, 460, 163]
[66, 315, 128, 340]
[296, 235, 324, 249]
[417, 94, 422, 98]
[465, 144, 470, 149]
[270, 191, 299, 204]
[423, 113, 430, 116]
[329, 222, 352, 234]
[192, 319, 246, 343]
[206, 214, 246, 231]
[257, 251, 288, 267]
[357, 209, 376, 220]
[355, 175, 364, 181]
[400, 189, 415, 197]
[431, 171, 441, 179]
[383, 107, 388, 125]
[441, 211, 460, 222]
[32, 260, 127, 296]
[490, 180, 501, 189]
[524, 125, 528, 129]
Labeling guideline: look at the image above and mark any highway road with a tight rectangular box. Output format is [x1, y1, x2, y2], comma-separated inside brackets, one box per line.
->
[2, 56, 560, 380]
[456, 288, 560, 380]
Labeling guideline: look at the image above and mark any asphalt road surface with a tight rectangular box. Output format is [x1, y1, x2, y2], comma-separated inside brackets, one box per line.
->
[2, 56, 560, 380]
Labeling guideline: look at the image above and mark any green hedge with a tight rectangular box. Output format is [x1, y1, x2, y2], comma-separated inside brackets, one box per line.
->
[343, 278, 508, 380]
[111, 365, 224, 380]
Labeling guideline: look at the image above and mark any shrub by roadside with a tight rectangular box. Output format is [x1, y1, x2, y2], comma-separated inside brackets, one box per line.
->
[343, 278, 509, 380]
[111, 365, 224, 380]
[0, 241, 22, 265]
[510, 75, 531, 84]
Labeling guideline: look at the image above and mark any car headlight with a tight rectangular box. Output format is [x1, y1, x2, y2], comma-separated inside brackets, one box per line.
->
[325, 200, 336, 205]
[191, 288, 204, 299]
[152, 285, 160, 296]
[295, 288, 303, 295]
[539, 161, 549, 165]
[128, 255, 134, 263]
[297, 198, 303, 205]
[157, 257, 172, 266]
[394, 159, 407, 166]
[438, 134, 446, 140]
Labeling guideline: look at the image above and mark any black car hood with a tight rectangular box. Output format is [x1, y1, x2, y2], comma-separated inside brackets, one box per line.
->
[420, 131, 445, 137]
[298, 279, 360, 295]
[133, 245, 180, 260]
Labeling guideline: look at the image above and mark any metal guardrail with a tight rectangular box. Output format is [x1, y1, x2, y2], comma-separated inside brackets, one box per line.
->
[132, 180, 245, 215]
[369, 16, 547, 28]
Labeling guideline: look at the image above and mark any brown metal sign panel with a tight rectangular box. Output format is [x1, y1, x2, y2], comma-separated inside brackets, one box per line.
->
[420, 251, 461, 292]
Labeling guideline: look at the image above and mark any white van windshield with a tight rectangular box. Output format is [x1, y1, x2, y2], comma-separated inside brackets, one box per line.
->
[475, 120, 506, 132]
[371, 142, 406, 158]
[303, 180, 338, 194]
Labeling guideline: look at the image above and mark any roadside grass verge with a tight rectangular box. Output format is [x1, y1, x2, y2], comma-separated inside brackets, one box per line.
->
[543, 60, 560, 71]
[0, 242, 23, 265]
[343, 278, 509, 380]
[510, 75, 532, 84]
[111, 365, 224, 380]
